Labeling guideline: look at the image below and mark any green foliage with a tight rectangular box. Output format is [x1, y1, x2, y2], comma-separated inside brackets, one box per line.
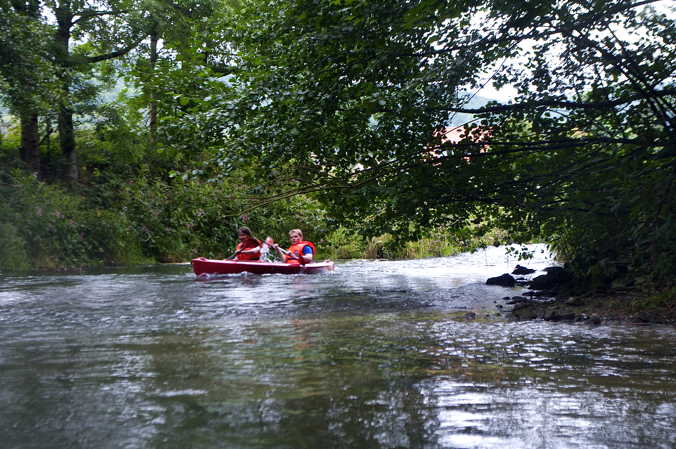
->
[0, 223, 30, 271]
[322, 227, 365, 259]
[0, 0, 61, 114]
[321, 224, 508, 260]
[116, 175, 239, 261]
[204, 0, 675, 288]
[363, 235, 393, 260]
[77, 101, 149, 179]
[0, 170, 144, 271]
[113, 171, 333, 262]
[0, 159, 339, 270]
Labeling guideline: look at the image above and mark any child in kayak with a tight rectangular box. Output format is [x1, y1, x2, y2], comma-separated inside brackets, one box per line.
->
[259, 236, 278, 262]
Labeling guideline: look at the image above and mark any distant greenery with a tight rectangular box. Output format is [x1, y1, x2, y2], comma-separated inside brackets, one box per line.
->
[321, 225, 509, 260]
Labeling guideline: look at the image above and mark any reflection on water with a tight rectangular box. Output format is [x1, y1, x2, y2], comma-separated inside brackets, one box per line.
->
[0, 246, 674, 449]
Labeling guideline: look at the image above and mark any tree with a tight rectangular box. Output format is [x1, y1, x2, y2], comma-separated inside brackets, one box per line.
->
[97, 0, 248, 185]
[47, 0, 151, 181]
[2, 0, 151, 181]
[199, 0, 674, 285]
[0, 0, 60, 174]
[125, 0, 226, 150]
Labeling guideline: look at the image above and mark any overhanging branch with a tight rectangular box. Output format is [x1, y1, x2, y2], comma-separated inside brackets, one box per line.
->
[438, 90, 675, 114]
[72, 10, 129, 26]
[67, 37, 146, 65]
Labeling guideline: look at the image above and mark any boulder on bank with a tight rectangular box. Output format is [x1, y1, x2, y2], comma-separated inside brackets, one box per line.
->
[486, 273, 516, 287]
[529, 266, 573, 290]
[512, 264, 536, 275]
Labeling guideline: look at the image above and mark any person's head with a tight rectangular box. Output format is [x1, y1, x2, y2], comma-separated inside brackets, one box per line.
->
[238, 226, 253, 241]
[288, 228, 303, 244]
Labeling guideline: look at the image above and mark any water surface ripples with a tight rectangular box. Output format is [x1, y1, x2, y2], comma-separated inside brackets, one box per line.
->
[1, 245, 674, 448]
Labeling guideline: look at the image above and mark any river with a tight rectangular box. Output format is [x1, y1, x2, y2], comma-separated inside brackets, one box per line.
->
[1, 245, 674, 449]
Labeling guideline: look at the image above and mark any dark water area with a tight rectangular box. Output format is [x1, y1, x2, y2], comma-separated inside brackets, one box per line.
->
[1, 246, 674, 449]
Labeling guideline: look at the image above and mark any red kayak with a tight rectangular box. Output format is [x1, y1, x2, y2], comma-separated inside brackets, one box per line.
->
[191, 257, 335, 276]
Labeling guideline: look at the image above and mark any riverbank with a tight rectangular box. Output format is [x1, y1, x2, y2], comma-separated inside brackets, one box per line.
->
[507, 286, 676, 325]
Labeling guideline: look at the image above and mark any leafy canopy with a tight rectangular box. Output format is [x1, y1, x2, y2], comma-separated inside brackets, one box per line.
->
[191, 0, 675, 284]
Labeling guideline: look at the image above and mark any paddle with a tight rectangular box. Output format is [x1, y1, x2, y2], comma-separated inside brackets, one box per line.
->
[226, 251, 239, 260]
[274, 246, 306, 264]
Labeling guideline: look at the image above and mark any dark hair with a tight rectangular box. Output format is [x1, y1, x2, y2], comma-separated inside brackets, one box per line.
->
[238, 226, 253, 237]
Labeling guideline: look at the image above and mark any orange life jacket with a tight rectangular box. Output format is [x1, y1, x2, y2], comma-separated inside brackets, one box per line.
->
[284, 240, 316, 264]
[235, 238, 262, 261]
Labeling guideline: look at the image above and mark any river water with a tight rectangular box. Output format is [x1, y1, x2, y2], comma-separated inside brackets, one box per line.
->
[1, 245, 674, 449]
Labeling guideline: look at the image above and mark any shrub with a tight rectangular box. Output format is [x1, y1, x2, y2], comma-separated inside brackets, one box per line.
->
[322, 227, 364, 259]
[0, 170, 142, 269]
[0, 223, 30, 271]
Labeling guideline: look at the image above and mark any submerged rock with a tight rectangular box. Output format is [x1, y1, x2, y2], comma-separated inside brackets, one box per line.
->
[566, 297, 585, 306]
[463, 312, 477, 321]
[543, 309, 576, 322]
[523, 290, 556, 297]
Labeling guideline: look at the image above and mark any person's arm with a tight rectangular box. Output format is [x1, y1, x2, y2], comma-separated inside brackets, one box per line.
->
[300, 245, 313, 263]
[239, 244, 261, 255]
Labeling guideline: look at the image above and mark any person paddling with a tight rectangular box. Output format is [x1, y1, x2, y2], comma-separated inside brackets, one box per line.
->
[234, 226, 262, 261]
[273, 229, 315, 265]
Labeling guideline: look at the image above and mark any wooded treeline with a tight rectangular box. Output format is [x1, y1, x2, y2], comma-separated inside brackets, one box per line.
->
[1, 0, 674, 297]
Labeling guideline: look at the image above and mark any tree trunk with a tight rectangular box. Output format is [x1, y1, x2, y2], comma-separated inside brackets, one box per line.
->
[12, 1, 41, 175]
[148, 26, 159, 147]
[20, 110, 40, 174]
[55, 4, 77, 182]
[58, 102, 77, 181]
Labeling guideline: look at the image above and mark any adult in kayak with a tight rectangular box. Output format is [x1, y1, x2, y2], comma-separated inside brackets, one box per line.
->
[273, 228, 316, 264]
[234, 226, 262, 260]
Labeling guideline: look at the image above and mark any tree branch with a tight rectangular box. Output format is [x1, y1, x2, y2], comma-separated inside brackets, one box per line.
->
[403, 0, 663, 58]
[68, 37, 145, 65]
[437, 90, 675, 114]
[72, 10, 128, 26]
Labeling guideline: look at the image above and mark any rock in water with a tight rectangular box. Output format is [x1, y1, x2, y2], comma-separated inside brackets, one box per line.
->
[486, 273, 516, 287]
[512, 264, 536, 275]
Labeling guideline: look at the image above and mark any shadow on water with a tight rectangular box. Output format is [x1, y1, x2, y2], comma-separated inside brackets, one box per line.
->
[1, 245, 675, 449]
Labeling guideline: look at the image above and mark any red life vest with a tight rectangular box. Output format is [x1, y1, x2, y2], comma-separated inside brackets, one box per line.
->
[284, 241, 316, 264]
[235, 238, 262, 261]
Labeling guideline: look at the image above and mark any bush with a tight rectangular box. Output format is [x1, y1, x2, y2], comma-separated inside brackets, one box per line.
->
[0, 223, 30, 271]
[0, 170, 142, 270]
[322, 227, 364, 259]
